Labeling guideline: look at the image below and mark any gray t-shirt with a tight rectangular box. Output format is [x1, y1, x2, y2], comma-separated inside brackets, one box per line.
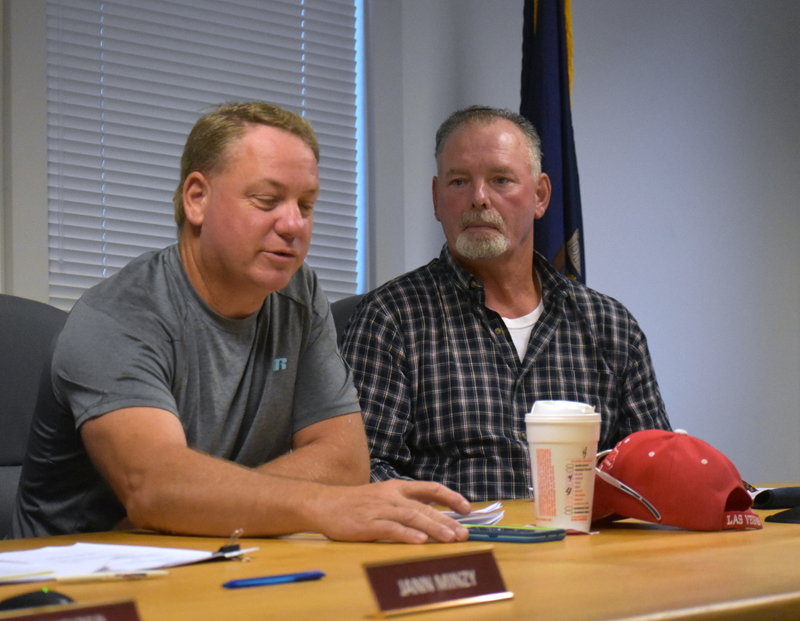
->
[10, 245, 360, 538]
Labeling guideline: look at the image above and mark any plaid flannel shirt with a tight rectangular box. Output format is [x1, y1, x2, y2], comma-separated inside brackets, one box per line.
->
[341, 246, 671, 501]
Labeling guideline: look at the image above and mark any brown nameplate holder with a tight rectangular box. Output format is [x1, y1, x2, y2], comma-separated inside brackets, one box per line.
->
[0, 599, 141, 621]
[363, 549, 512, 617]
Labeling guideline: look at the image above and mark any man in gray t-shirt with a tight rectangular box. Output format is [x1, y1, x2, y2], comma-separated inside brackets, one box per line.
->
[11, 102, 470, 544]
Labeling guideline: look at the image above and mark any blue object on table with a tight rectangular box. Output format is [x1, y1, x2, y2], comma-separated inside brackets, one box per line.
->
[223, 570, 325, 589]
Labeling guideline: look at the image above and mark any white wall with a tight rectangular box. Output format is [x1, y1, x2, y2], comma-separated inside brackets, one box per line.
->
[572, 0, 800, 485]
[369, 0, 525, 285]
[371, 0, 800, 485]
[0, 0, 48, 300]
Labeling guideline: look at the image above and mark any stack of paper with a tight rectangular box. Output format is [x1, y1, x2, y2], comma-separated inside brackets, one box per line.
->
[442, 501, 504, 525]
[0, 542, 253, 584]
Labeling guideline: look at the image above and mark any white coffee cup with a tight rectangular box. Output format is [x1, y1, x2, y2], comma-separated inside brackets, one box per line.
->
[525, 400, 601, 533]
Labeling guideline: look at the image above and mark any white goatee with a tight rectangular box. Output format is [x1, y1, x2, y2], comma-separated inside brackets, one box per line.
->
[455, 211, 510, 260]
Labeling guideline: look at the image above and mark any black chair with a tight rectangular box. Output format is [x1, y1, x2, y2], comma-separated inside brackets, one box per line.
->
[330, 294, 365, 348]
[0, 294, 67, 538]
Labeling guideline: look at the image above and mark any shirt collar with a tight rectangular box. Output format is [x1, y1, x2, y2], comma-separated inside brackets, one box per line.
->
[439, 244, 573, 307]
[532, 251, 572, 306]
[439, 245, 479, 294]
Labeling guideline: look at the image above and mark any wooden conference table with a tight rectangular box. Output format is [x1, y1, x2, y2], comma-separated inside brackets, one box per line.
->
[0, 499, 799, 621]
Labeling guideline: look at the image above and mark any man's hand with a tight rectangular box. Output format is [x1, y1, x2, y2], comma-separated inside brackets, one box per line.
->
[308, 479, 471, 544]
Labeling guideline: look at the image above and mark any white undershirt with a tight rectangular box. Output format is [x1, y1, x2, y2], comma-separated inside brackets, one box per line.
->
[502, 299, 544, 360]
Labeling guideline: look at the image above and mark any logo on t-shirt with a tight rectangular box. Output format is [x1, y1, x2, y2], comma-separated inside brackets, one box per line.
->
[274, 358, 287, 371]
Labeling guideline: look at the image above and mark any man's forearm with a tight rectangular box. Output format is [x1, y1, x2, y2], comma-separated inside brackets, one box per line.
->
[121, 449, 469, 544]
[256, 442, 368, 485]
[109, 445, 324, 537]
[256, 412, 370, 485]
[82, 408, 473, 543]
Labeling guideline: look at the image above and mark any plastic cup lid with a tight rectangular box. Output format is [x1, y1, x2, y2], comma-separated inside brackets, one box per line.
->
[525, 400, 599, 422]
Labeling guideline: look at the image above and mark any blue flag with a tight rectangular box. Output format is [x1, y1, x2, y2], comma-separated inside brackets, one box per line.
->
[520, 0, 585, 282]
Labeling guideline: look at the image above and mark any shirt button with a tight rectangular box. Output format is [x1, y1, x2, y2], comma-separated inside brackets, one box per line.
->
[470, 280, 478, 288]
[521, 432, 527, 441]
[494, 327, 503, 335]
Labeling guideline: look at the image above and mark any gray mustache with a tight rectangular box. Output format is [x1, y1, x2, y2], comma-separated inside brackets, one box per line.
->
[459, 211, 505, 229]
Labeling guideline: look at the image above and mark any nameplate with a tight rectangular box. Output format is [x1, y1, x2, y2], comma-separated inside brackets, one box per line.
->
[363, 549, 512, 617]
[0, 599, 141, 621]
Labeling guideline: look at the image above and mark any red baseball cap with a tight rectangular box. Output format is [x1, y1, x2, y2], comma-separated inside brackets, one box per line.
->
[592, 429, 762, 531]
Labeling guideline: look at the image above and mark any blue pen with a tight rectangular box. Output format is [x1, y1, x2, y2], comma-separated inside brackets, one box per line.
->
[223, 570, 325, 589]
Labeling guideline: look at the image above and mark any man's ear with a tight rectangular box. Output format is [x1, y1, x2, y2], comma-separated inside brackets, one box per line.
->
[432, 176, 442, 222]
[534, 172, 552, 220]
[182, 172, 209, 227]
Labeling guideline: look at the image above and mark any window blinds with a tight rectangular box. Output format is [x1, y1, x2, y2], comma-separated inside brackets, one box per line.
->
[47, 0, 359, 310]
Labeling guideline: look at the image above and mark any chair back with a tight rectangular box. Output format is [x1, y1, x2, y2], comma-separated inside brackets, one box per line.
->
[0, 295, 67, 537]
[330, 294, 365, 348]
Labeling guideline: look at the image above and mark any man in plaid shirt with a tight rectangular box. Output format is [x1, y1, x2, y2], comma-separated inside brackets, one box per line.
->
[341, 106, 671, 501]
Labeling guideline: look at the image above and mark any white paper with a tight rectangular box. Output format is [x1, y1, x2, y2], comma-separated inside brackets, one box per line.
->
[0, 542, 249, 584]
[442, 501, 504, 525]
[748, 486, 772, 500]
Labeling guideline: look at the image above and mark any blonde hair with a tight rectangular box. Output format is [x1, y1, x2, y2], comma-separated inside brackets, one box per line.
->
[173, 102, 319, 228]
